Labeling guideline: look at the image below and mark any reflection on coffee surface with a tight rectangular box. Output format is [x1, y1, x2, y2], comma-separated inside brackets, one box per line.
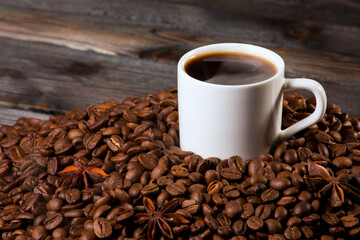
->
[185, 52, 277, 85]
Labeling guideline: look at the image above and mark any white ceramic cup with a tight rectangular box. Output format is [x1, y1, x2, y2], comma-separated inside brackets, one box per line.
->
[177, 43, 327, 160]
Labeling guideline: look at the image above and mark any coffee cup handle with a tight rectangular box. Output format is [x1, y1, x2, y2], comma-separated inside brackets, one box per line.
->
[278, 78, 327, 142]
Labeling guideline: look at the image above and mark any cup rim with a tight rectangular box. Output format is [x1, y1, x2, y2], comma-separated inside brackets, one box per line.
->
[178, 43, 285, 88]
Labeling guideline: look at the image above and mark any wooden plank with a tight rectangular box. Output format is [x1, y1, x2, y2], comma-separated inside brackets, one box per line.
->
[0, 106, 50, 126]
[0, 1, 359, 58]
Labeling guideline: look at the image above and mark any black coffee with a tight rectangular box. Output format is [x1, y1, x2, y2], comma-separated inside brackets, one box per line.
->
[185, 52, 277, 85]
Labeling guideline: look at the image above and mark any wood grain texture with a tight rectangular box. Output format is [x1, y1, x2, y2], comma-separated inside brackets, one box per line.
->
[0, 0, 359, 125]
[0, 106, 50, 126]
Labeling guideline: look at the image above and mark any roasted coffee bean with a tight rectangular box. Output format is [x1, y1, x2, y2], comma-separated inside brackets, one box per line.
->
[332, 156, 352, 168]
[138, 153, 157, 170]
[284, 226, 302, 239]
[217, 225, 232, 236]
[300, 225, 313, 239]
[287, 216, 301, 227]
[166, 182, 186, 196]
[141, 182, 159, 196]
[270, 177, 292, 190]
[292, 201, 311, 217]
[265, 219, 282, 234]
[220, 168, 242, 180]
[340, 216, 359, 228]
[246, 216, 264, 230]
[322, 213, 340, 226]
[241, 203, 254, 219]
[66, 188, 81, 204]
[32, 226, 48, 240]
[64, 209, 84, 218]
[225, 200, 243, 218]
[205, 170, 220, 184]
[171, 165, 190, 178]
[115, 210, 134, 223]
[44, 213, 63, 230]
[207, 180, 223, 195]
[204, 214, 220, 231]
[182, 199, 200, 215]
[261, 188, 280, 202]
[228, 155, 246, 173]
[46, 198, 63, 211]
[255, 204, 272, 220]
[93, 218, 112, 238]
[223, 185, 240, 198]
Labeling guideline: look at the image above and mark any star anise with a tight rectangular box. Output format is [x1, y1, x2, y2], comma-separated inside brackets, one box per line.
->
[305, 159, 360, 207]
[135, 197, 190, 240]
[58, 162, 108, 188]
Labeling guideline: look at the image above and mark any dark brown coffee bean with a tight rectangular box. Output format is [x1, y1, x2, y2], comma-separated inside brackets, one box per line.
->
[115, 210, 134, 223]
[269, 234, 286, 240]
[32, 226, 48, 240]
[46, 198, 63, 211]
[284, 149, 298, 165]
[44, 212, 63, 230]
[246, 216, 264, 230]
[204, 214, 220, 231]
[173, 224, 189, 236]
[66, 188, 81, 204]
[232, 219, 247, 235]
[270, 177, 292, 190]
[223, 185, 240, 198]
[84, 132, 102, 150]
[128, 183, 143, 198]
[212, 193, 227, 206]
[302, 213, 320, 225]
[340, 216, 359, 228]
[205, 170, 220, 185]
[255, 204, 272, 220]
[220, 168, 242, 180]
[64, 209, 84, 218]
[225, 200, 243, 219]
[274, 144, 287, 161]
[261, 188, 279, 202]
[217, 225, 232, 236]
[287, 216, 301, 227]
[207, 180, 223, 195]
[93, 218, 112, 238]
[52, 227, 67, 238]
[300, 225, 313, 239]
[284, 226, 302, 239]
[125, 168, 143, 183]
[141, 182, 159, 196]
[182, 199, 200, 215]
[166, 182, 186, 197]
[138, 153, 157, 170]
[321, 213, 340, 226]
[157, 175, 174, 188]
[241, 203, 254, 219]
[330, 144, 347, 158]
[248, 160, 265, 176]
[277, 196, 297, 207]
[332, 156, 352, 168]
[292, 201, 311, 217]
[228, 155, 246, 173]
[196, 159, 211, 174]
[349, 227, 360, 238]
[265, 219, 282, 234]
[171, 165, 190, 178]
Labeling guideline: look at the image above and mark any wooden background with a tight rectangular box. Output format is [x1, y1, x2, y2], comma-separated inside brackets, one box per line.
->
[0, 0, 359, 125]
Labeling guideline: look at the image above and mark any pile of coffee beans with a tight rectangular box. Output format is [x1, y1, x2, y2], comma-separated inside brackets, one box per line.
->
[0, 88, 359, 240]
